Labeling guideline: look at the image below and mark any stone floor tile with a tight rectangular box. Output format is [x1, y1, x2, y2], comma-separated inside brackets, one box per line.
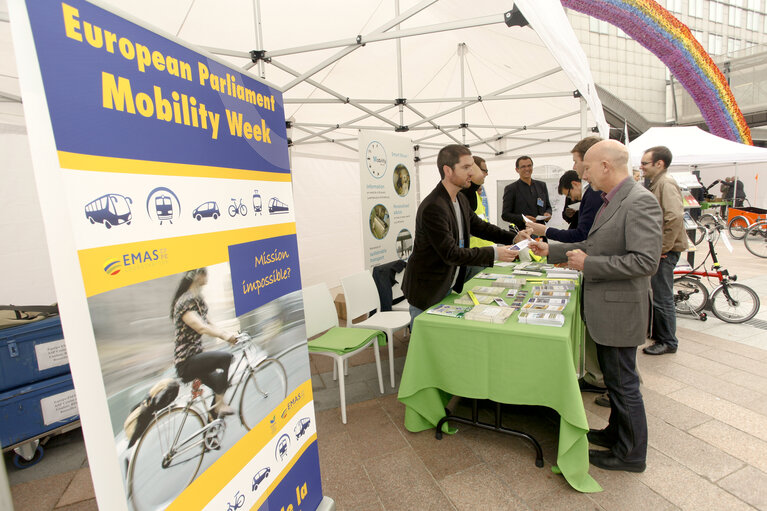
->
[313, 380, 373, 414]
[667, 386, 767, 442]
[377, 393, 406, 431]
[524, 485, 606, 511]
[700, 322, 767, 344]
[653, 361, 763, 407]
[635, 448, 754, 511]
[719, 368, 767, 396]
[341, 401, 409, 461]
[718, 466, 767, 511]
[316, 431, 383, 511]
[688, 419, 767, 474]
[11, 470, 75, 511]
[364, 448, 455, 511]
[55, 468, 95, 507]
[54, 498, 99, 511]
[672, 338, 713, 355]
[585, 466, 678, 511]
[668, 351, 733, 377]
[696, 348, 767, 377]
[646, 415, 744, 482]
[643, 387, 712, 431]
[405, 424, 482, 481]
[438, 463, 527, 511]
[641, 370, 688, 396]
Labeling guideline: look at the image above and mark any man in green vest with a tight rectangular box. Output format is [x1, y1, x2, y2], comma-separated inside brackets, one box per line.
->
[460, 156, 496, 280]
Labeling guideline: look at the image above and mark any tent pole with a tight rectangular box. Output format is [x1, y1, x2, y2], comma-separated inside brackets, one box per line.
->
[253, 0, 266, 79]
[460, 51, 466, 146]
[395, 0, 405, 128]
[404, 104, 464, 145]
[580, 96, 588, 138]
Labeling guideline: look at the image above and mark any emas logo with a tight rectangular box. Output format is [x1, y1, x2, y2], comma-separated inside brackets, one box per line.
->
[103, 258, 123, 276]
[280, 392, 304, 419]
[102, 248, 169, 276]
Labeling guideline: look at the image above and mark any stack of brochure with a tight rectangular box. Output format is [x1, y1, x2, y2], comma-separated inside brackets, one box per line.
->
[491, 277, 526, 288]
[470, 285, 506, 296]
[426, 304, 472, 318]
[455, 293, 495, 305]
[505, 289, 528, 309]
[518, 311, 565, 327]
[532, 282, 575, 292]
[512, 269, 544, 277]
[531, 290, 571, 299]
[545, 268, 580, 279]
[464, 304, 515, 324]
[521, 302, 566, 313]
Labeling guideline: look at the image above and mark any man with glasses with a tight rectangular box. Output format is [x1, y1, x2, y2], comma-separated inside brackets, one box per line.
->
[501, 156, 552, 233]
[640, 146, 687, 356]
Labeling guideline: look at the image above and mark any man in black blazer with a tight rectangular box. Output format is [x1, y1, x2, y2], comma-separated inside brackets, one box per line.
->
[402, 145, 528, 318]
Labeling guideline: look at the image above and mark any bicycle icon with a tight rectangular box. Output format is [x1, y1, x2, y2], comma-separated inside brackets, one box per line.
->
[227, 491, 245, 511]
[228, 198, 248, 217]
[126, 332, 288, 511]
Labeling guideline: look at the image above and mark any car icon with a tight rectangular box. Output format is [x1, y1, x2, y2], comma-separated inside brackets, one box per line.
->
[192, 201, 220, 221]
[294, 417, 311, 439]
[251, 467, 270, 491]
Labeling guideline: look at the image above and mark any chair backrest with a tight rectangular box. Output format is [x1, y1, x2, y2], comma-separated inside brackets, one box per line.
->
[391, 268, 405, 301]
[341, 270, 381, 322]
[302, 283, 339, 337]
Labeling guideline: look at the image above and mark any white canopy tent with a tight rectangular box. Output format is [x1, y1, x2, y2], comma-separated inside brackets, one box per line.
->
[0, 0, 609, 293]
[629, 126, 767, 209]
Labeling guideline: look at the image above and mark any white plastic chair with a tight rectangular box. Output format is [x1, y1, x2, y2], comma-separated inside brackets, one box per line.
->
[341, 270, 411, 388]
[303, 283, 384, 424]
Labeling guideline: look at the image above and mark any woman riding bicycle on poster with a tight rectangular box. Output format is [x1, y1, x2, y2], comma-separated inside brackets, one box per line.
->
[171, 268, 237, 418]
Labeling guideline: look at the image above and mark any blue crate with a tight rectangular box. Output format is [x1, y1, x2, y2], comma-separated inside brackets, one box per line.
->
[0, 373, 79, 448]
[0, 316, 70, 392]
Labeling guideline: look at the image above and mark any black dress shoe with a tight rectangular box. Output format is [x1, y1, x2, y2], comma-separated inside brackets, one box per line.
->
[587, 428, 615, 449]
[579, 379, 607, 393]
[643, 342, 677, 355]
[594, 392, 610, 408]
[589, 449, 645, 472]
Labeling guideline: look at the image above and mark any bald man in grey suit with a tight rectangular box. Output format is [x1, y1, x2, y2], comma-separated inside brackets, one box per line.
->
[532, 140, 662, 472]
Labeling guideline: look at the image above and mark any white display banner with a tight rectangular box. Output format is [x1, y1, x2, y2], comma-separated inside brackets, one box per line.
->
[358, 131, 416, 268]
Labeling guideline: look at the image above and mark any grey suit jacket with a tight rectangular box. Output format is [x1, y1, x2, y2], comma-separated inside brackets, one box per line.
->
[548, 179, 662, 347]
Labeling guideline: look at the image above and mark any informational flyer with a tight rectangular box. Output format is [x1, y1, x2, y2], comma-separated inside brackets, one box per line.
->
[358, 130, 416, 268]
[9, 1, 323, 510]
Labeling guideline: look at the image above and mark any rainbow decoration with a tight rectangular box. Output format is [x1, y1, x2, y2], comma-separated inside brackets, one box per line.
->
[561, 0, 752, 145]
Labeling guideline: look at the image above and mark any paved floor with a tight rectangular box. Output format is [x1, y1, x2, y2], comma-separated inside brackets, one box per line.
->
[5, 240, 767, 510]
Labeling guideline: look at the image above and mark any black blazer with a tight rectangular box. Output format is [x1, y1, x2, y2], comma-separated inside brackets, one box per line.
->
[402, 182, 518, 310]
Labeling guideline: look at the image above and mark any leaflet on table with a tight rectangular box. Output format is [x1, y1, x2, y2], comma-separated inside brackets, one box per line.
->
[470, 285, 505, 296]
[518, 311, 565, 327]
[464, 304, 514, 324]
[455, 293, 495, 305]
[532, 282, 575, 291]
[532, 290, 571, 298]
[527, 298, 569, 306]
[491, 277, 526, 288]
[521, 303, 566, 313]
[426, 304, 472, 318]
[513, 269, 544, 277]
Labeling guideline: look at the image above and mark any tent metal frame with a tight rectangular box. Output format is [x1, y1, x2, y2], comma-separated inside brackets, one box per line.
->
[196, 0, 594, 160]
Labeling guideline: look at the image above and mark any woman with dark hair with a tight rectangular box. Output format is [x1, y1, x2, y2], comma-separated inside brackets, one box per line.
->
[171, 268, 237, 418]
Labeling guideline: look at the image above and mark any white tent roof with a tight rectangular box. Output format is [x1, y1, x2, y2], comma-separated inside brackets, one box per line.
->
[629, 126, 767, 168]
[1, 0, 607, 161]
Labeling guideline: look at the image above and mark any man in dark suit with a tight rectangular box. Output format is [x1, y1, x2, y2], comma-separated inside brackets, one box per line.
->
[402, 145, 528, 320]
[531, 140, 662, 472]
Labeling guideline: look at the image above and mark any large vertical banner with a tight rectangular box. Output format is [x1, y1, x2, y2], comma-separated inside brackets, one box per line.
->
[9, 1, 323, 510]
[358, 131, 416, 268]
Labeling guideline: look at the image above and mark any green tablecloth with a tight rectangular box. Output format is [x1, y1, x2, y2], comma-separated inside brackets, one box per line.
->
[397, 268, 602, 493]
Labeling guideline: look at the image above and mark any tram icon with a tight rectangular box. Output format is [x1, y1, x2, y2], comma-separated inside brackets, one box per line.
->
[155, 195, 173, 224]
[268, 197, 289, 215]
[253, 190, 263, 214]
[145, 187, 181, 225]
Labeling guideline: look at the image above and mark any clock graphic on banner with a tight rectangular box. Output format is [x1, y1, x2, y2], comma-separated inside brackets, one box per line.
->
[366, 141, 387, 178]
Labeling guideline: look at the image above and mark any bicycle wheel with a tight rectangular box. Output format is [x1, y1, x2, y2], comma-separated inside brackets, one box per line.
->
[673, 276, 709, 315]
[744, 221, 767, 258]
[239, 204, 247, 216]
[128, 406, 206, 511]
[727, 215, 749, 240]
[710, 283, 760, 323]
[228, 205, 237, 217]
[239, 358, 289, 430]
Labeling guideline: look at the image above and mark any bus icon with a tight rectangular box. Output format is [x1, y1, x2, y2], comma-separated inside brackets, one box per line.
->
[84, 194, 132, 229]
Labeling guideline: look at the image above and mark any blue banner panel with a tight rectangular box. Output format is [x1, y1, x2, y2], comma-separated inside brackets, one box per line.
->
[258, 441, 323, 511]
[25, 1, 289, 173]
[228, 234, 302, 317]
